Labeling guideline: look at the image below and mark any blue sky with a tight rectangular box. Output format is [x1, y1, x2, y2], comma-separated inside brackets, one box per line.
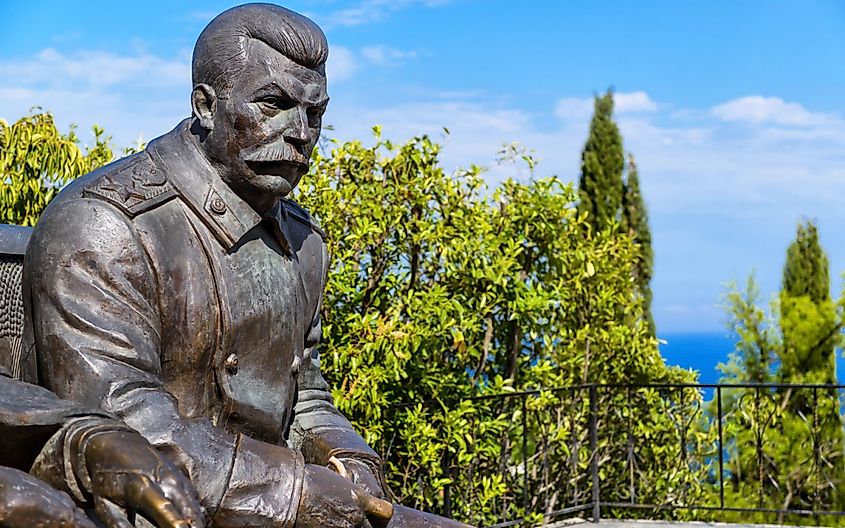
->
[2, 1, 845, 334]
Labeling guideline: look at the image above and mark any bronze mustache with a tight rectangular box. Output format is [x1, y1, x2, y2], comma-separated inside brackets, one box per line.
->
[242, 140, 309, 167]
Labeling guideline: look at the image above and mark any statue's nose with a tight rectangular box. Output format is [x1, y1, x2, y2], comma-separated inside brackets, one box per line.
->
[283, 107, 311, 147]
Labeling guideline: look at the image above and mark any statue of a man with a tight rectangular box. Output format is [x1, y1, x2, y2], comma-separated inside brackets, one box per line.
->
[22, 4, 395, 527]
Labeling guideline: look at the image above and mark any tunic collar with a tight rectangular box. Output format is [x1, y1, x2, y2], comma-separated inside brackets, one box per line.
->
[149, 120, 290, 252]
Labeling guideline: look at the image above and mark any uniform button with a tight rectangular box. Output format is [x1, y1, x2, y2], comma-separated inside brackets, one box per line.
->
[224, 353, 239, 373]
[291, 356, 302, 374]
[210, 198, 227, 215]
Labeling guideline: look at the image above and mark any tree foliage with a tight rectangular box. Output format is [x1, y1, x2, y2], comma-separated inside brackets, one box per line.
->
[783, 221, 829, 302]
[780, 221, 837, 383]
[577, 90, 625, 233]
[577, 93, 655, 337]
[715, 223, 845, 523]
[296, 129, 697, 525]
[0, 112, 114, 226]
[621, 154, 654, 335]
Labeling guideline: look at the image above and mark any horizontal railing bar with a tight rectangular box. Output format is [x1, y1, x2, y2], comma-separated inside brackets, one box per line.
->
[545, 503, 596, 516]
[390, 384, 595, 409]
[486, 518, 529, 528]
[468, 384, 596, 401]
[391, 382, 845, 409]
[593, 382, 845, 390]
[601, 502, 845, 516]
[484, 503, 596, 527]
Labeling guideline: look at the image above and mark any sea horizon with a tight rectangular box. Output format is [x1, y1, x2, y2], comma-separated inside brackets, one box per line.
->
[658, 331, 845, 385]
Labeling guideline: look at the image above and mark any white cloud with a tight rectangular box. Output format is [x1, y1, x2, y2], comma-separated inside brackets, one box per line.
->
[329, 99, 532, 145]
[616, 118, 712, 147]
[711, 96, 840, 127]
[615, 91, 658, 113]
[555, 91, 659, 121]
[0, 84, 185, 150]
[324, 97, 555, 183]
[326, 45, 421, 82]
[554, 97, 593, 120]
[322, 0, 455, 29]
[0, 42, 418, 146]
[360, 45, 419, 66]
[0, 48, 190, 90]
[0, 49, 190, 149]
[326, 46, 358, 83]
[185, 10, 218, 23]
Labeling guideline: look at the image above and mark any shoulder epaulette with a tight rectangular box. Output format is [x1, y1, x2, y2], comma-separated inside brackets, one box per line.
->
[83, 153, 177, 218]
[282, 200, 327, 239]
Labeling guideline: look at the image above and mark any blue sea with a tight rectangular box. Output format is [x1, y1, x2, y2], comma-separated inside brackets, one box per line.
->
[658, 332, 845, 384]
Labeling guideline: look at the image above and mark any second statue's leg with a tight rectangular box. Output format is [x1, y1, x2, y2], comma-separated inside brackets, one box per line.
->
[0, 466, 96, 528]
[387, 504, 475, 528]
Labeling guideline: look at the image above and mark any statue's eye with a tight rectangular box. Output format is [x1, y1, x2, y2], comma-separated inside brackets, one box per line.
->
[306, 106, 324, 122]
[256, 95, 295, 115]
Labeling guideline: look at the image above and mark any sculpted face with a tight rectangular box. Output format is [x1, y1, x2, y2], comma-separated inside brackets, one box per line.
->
[195, 40, 328, 212]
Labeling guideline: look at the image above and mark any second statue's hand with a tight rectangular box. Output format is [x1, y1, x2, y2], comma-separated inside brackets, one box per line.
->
[327, 456, 394, 522]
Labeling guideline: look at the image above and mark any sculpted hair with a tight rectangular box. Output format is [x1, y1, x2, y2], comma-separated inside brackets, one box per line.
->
[192, 3, 328, 96]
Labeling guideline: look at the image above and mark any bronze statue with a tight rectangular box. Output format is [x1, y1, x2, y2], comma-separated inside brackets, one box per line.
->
[0, 368, 204, 527]
[19, 3, 469, 528]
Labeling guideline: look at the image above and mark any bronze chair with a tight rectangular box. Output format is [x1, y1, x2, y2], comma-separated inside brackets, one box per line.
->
[0, 224, 32, 379]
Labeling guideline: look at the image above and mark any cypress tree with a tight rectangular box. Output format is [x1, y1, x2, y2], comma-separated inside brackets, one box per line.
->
[621, 155, 655, 335]
[576, 92, 655, 333]
[577, 90, 625, 232]
[779, 220, 836, 382]
[782, 221, 829, 302]
[778, 221, 844, 509]
[721, 222, 845, 513]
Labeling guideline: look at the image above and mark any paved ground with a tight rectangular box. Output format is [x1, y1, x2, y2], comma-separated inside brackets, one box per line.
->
[546, 519, 818, 528]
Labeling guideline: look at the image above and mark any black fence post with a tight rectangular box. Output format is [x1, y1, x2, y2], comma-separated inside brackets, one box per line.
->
[755, 386, 764, 509]
[626, 385, 634, 504]
[590, 383, 600, 522]
[813, 386, 819, 514]
[443, 447, 452, 518]
[717, 385, 725, 509]
[522, 393, 529, 515]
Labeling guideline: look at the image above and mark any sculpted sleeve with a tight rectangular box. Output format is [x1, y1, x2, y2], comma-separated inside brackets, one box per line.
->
[0, 373, 122, 502]
[288, 235, 387, 495]
[24, 196, 303, 527]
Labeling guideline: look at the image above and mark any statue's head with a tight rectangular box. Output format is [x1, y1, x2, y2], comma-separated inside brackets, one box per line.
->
[191, 3, 329, 212]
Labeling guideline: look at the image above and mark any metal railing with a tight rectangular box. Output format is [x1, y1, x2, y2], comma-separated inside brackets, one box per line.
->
[381, 383, 845, 527]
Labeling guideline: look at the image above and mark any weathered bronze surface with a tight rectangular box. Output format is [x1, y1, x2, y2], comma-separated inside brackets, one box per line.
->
[0, 225, 29, 380]
[0, 466, 97, 528]
[13, 3, 473, 527]
[0, 372, 203, 527]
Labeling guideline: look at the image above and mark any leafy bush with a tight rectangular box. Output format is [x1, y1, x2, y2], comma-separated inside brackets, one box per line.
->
[295, 130, 698, 525]
[0, 112, 114, 226]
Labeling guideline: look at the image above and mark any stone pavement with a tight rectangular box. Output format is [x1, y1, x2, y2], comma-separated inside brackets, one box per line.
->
[544, 519, 822, 528]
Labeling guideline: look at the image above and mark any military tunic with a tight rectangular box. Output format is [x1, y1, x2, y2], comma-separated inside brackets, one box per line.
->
[22, 120, 381, 527]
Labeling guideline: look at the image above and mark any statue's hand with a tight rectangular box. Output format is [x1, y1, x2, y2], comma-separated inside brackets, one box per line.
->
[80, 430, 205, 528]
[335, 457, 386, 499]
[0, 466, 96, 528]
[297, 464, 392, 528]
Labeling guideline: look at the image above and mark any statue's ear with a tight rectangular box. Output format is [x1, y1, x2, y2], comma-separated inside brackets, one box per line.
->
[191, 83, 217, 131]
